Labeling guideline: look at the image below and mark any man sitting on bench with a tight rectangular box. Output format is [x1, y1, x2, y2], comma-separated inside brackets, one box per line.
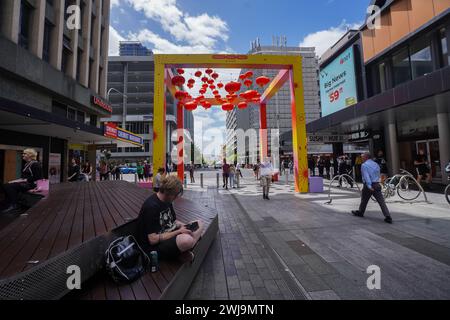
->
[1, 148, 43, 214]
[137, 175, 203, 262]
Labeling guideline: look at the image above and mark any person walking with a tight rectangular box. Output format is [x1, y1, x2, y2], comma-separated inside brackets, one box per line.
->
[253, 162, 260, 180]
[324, 157, 331, 179]
[280, 160, 286, 176]
[229, 165, 236, 189]
[352, 152, 393, 224]
[414, 149, 432, 187]
[317, 156, 325, 177]
[189, 162, 195, 183]
[222, 159, 230, 189]
[143, 161, 151, 182]
[137, 162, 145, 182]
[308, 156, 315, 176]
[1, 149, 43, 213]
[113, 163, 121, 181]
[260, 157, 274, 200]
[99, 161, 109, 181]
[355, 155, 363, 182]
[288, 160, 293, 174]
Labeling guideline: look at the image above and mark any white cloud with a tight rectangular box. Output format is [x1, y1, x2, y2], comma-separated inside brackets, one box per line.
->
[109, 26, 126, 56]
[299, 21, 361, 57]
[125, 0, 229, 51]
[110, 0, 121, 8]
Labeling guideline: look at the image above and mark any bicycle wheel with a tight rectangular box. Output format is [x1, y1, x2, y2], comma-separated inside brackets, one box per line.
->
[397, 176, 421, 201]
[445, 185, 450, 204]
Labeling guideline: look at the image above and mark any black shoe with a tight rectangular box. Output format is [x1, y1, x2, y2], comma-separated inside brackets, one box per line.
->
[266, 196, 270, 200]
[1, 205, 18, 214]
[384, 217, 393, 224]
[352, 210, 364, 217]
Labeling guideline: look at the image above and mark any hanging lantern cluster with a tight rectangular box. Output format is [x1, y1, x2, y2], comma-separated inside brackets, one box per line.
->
[172, 67, 271, 112]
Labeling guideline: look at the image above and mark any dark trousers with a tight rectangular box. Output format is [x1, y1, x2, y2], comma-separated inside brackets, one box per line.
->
[359, 183, 390, 218]
[2, 182, 34, 205]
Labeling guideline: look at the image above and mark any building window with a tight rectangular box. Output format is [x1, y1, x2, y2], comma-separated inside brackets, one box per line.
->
[43, 21, 52, 62]
[77, 110, 85, 122]
[144, 140, 150, 153]
[76, 49, 82, 81]
[52, 101, 67, 117]
[67, 108, 76, 121]
[439, 28, 449, 67]
[19, 0, 32, 49]
[392, 48, 411, 86]
[410, 36, 433, 79]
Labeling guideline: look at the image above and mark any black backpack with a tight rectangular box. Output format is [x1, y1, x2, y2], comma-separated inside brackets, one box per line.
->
[105, 235, 151, 283]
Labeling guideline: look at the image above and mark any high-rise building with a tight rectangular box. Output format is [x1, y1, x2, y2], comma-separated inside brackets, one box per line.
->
[104, 41, 194, 165]
[0, 0, 118, 183]
[119, 41, 153, 56]
[226, 38, 321, 164]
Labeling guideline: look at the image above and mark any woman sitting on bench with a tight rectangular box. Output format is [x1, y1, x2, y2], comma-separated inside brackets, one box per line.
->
[1, 148, 43, 214]
[137, 175, 203, 262]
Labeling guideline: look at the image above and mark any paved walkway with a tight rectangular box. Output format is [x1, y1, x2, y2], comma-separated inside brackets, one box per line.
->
[184, 169, 450, 300]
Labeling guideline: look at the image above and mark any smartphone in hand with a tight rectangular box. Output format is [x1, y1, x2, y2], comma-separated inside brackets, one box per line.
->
[185, 221, 199, 232]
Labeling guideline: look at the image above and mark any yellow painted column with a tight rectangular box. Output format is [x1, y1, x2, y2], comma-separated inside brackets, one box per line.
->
[152, 57, 166, 185]
[289, 60, 309, 193]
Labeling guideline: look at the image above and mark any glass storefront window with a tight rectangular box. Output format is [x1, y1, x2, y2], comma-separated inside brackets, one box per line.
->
[440, 28, 449, 67]
[410, 36, 434, 79]
[392, 48, 411, 86]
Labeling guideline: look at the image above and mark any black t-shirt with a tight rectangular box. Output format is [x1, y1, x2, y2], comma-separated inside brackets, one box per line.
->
[137, 194, 177, 252]
[68, 165, 80, 182]
[22, 161, 43, 186]
[415, 154, 428, 169]
[374, 157, 388, 174]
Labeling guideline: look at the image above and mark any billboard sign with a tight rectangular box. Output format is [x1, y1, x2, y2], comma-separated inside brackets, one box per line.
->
[320, 46, 358, 117]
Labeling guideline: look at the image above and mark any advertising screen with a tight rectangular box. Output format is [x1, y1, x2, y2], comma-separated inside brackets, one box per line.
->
[320, 46, 358, 117]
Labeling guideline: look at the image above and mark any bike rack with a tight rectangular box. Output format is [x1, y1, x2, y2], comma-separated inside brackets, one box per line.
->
[325, 174, 361, 205]
[399, 174, 431, 204]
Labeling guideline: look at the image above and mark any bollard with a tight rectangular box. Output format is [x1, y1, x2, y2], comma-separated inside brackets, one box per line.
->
[216, 172, 220, 189]
[236, 172, 240, 188]
[134, 173, 137, 184]
[285, 170, 289, 185]
[184, 174, 187, 188]
[200, 173, 204, 188]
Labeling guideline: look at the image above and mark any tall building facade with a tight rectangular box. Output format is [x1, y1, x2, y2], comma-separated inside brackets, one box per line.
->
[226, 40, 321, 164]
[104, 41, 194, 165]
[307, 0, 450, 184]
[0, 0, 114, 183]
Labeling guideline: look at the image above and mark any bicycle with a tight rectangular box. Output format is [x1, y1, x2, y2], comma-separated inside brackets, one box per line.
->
[372, 169, 422, 202]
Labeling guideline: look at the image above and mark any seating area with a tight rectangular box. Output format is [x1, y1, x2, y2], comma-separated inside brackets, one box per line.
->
[0, 181, 218, 300]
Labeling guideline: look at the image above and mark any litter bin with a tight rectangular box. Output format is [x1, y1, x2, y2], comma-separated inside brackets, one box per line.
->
[309, 176, 324, 193]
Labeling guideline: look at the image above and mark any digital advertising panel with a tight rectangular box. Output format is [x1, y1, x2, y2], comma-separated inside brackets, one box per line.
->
[320, 46, 358, 117]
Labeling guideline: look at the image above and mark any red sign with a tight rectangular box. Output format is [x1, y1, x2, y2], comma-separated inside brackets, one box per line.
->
[104, 122, 118, 139]
[92, 96, 112, 113]
[212, 54, 248, 60]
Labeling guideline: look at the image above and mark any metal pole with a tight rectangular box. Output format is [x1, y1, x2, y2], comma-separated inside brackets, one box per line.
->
[200, 173, 204, 188]
[134, 173, 137, 184]
[236, 172, 240, 188]
[217, 172, 220, 189]
[285, 170, 289, 185]
[184, 173, 187, 188]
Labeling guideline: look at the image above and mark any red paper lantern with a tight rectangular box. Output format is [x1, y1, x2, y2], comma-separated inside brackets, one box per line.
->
[195, 71, 202, 77]
[245, 71, 254, 78]
[222, 103, 234, 111]
[225, 81, 241, 94]
[205, 68, 213, 75]
[217, 83, 224, 89]
[207, 79, 214, 85]
[209, 84, 216, 90]
[175, 90, 187, 100]
[187, 83, 194, 89]
[238, 102, 248, 109]
[201, 77, 208, 83]
[199, 89, 206, 95]
[244, 79, 253, 87]
[202, 83, 208, 89]
[211, 72, 219, 80]
[176, 68, 184, 75]
[185, 101, 198, 111]
[171, 75, 185, 87]
[188, 78, 195, 84]
[203, 101, 212, 109]
[239, 74, 247, 81]
[212, 90, 219, 95]
[255, 76, 270, 88]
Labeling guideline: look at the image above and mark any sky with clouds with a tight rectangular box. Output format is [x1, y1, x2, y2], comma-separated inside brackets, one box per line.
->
[108, 0, 372, 157]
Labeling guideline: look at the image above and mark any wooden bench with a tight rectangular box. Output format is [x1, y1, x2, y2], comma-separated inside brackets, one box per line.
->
[0, 181, 218, 300]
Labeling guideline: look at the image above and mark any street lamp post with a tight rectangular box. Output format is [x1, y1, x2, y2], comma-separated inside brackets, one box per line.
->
[107, 88, 128, 128]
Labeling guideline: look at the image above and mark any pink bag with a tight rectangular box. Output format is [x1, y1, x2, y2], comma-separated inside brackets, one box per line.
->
[36, 179, 49, 197]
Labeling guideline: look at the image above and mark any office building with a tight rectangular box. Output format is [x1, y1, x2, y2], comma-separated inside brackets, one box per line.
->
[307, 0, 450, 184]
[104, 41, 193, 164]
[0, 0, 134, 184]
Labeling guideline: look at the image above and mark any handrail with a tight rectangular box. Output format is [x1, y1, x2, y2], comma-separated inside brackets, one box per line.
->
[325, 174, 361, 205]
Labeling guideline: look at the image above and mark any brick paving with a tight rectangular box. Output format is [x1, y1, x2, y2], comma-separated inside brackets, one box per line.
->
[184, 170, 450, 300]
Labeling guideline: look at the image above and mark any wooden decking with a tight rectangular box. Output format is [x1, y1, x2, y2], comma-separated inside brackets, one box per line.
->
[0, 181, 218, 300]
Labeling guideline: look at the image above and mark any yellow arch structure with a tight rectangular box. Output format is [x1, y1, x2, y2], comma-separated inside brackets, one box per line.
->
[153, 54, 309, 193]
